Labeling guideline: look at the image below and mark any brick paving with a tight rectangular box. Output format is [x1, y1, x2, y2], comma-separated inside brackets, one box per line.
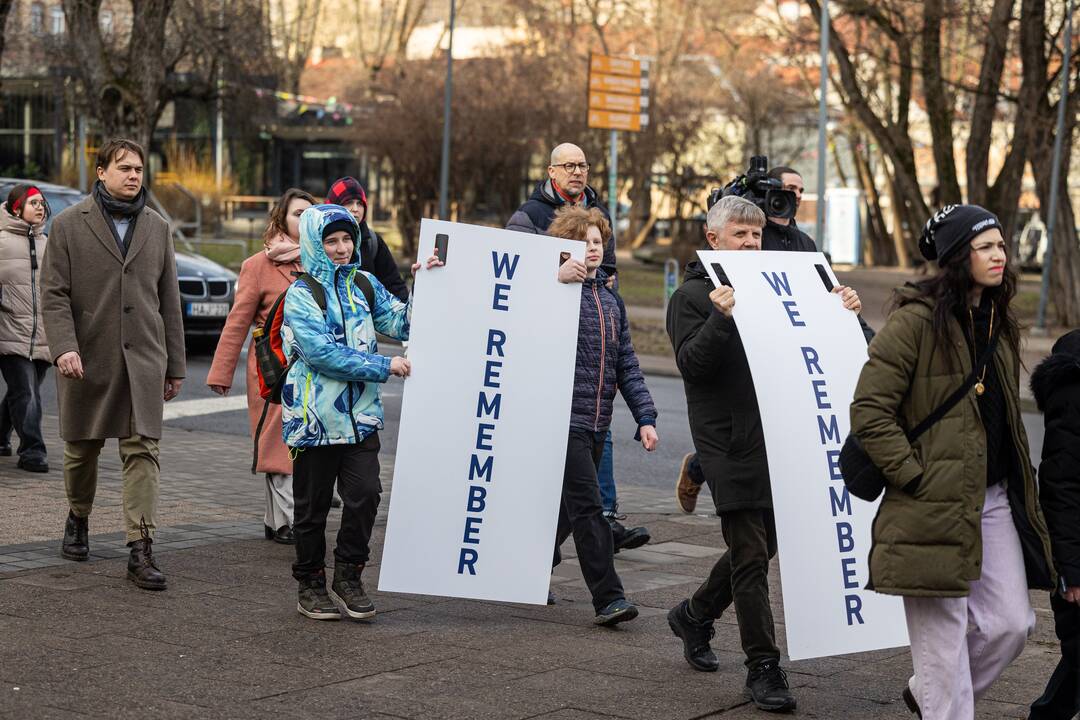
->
[0, 415, 1065, 719]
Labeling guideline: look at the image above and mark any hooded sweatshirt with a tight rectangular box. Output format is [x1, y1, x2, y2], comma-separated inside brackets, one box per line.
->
[280, 204, 411, 447]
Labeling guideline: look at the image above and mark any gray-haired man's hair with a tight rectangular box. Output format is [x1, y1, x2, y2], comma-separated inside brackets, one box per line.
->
[706, 195, 766, 232]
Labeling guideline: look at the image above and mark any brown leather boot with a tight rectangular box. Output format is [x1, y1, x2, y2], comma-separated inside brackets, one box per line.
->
[127, 519, 166, 591]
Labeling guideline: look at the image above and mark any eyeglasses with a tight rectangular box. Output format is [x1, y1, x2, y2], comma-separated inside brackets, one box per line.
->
[552, 162, 590, 174]
[25, 199, 45, 209]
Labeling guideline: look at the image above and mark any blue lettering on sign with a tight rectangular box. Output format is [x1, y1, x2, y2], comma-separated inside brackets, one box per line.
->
[829, 486, 852, 517]
[483, 360, 503, 388]
[477, 391, 502, 420]
[469, 454, 493, 482]
[463, 517, 483, 544]
[826, 450, 842, 481]
[491, 251, 521, 280]
[467, 485, 487, 512]
[782, 300, 806, 327]
[796, 330, 866, 624]
[458, 548, 478, 575]
[818, 414, 840, 445]
[761, 271, 793, 296]
[492, 283, 512, 311]
[836, 522, 855, 552]
[812, 379, 831, 409]
[458, 257, 523, 576]
[845, 594, 865, 625]
[476, 423, 495, 451]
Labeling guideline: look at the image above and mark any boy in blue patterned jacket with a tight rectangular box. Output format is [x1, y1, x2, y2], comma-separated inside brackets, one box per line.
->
[549, 205, 659, 626]
[281, 204, 440, 621]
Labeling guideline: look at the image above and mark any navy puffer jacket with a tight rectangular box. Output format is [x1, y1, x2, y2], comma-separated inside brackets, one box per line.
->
[570, 270, 656, 434]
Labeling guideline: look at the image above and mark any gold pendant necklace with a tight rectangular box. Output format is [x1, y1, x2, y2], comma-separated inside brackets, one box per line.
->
[968, 304, 994, 396]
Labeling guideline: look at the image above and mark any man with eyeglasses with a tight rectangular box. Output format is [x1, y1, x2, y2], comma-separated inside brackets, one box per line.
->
[507, 142, 652, 572]
[507, 143, 616, 276]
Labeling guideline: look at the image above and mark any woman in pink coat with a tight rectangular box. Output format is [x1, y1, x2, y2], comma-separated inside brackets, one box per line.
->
[207, 188, 314, 544]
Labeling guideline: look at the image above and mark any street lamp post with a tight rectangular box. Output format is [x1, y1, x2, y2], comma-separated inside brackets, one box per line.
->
[814, 0, 829, 249]
[1035, 0, 1074, 332]
[437, 0, 456, 221]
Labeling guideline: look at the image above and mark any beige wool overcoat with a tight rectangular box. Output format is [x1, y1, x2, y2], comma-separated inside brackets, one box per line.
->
[41, 195, 186, 441]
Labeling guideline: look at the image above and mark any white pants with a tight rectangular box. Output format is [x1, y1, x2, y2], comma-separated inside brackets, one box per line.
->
[903, 482, 1035, 720]
[264, 473, 294, 530]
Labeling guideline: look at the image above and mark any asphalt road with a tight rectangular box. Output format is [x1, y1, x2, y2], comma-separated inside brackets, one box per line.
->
[5, 341, 1046, 492]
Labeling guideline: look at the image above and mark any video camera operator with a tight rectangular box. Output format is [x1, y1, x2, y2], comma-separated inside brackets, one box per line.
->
[708, 156, 814, 252]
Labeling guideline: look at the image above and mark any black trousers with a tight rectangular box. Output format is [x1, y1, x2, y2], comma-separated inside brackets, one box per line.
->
[1030, 592, 1080, 719]
[291, 433, 381, 580]
[0, 356, 48, 463]
[690, 508, 780, 666]
[552, 429, 624, 612]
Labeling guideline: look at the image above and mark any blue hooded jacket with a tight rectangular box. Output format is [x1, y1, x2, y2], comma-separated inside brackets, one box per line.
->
[280, 204, 411, 447]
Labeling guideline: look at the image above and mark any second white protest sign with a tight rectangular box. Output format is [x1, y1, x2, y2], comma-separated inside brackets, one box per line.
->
[698, 249, 909, 660]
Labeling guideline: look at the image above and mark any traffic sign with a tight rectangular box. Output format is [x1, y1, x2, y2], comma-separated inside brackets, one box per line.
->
[587, 110, 647, 132]
[588, 72, 649, 94]
[590, 54, 643, 77]
[589, 91, 648, 113]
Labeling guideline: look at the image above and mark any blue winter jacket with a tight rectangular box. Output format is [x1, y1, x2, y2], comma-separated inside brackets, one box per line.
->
[570, 269, 656, 434]
[281, 204, 411, 447]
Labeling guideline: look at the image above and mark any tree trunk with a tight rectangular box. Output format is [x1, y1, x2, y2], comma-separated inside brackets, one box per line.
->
[920, 0, 962, 204]
[966, 0, 1014, 206]
[62, 0, 174, 151]
[0, 0, 14, 85]
[806, 0, 930, 263]
[849, 129, 896, 265]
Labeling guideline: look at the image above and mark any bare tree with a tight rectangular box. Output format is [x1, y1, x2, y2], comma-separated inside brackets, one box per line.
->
[263, 0, 322, 94]
[62, 0, 179, 151]
[353, 0, 428, 82]
[0, 0, 15, 82]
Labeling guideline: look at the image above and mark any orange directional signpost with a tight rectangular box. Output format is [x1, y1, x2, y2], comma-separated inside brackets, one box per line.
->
[588, 53, 649, 232]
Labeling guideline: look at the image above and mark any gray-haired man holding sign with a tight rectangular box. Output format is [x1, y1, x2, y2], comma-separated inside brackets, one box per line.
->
[664, 196, 860, 711]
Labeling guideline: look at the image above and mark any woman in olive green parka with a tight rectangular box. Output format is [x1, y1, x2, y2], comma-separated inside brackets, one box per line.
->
[850, 204, 1055, 720]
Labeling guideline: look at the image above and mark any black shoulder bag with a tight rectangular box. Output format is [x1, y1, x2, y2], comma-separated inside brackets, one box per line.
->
[840, 328, 1000, 502]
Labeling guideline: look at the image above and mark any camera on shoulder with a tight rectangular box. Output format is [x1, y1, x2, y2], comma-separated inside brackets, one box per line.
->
[707, 155, 797, 221]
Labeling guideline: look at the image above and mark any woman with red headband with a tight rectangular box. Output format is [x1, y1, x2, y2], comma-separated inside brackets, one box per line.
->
[0, 184, 51, 472]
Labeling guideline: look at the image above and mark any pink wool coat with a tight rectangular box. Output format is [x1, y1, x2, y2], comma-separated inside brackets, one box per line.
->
[206, 251, 298, 474]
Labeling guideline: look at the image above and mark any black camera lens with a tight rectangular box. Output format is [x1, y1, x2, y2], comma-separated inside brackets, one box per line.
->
[764, 190, 796, 220]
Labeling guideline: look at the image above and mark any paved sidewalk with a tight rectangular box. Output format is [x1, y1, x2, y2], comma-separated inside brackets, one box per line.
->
[0, 419, 1064, 719]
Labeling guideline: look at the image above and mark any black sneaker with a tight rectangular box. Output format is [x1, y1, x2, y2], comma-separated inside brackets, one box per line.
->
[745, 660, 796, 712]
[607, 517, 650, 553]
[547, 590, 556, 605]
[17, 457, 48, 473]
[902, 686, 922, 718]
[328, 563, 375, 620]
[667, 600, 719, 672]
[0, 443, 11, 456]
[297, 573, 341, 621]
[61, 510, 89, 561]
[594, 598, 639, 626]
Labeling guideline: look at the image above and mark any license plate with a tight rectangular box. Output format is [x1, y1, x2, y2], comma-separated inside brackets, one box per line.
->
[186, 302, 230, 317]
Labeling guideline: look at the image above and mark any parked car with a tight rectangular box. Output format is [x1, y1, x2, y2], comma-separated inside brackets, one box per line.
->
[0, 178, 236, 344]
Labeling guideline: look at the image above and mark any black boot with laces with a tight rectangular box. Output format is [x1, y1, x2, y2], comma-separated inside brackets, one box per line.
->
[745, 659, 796, 712]
[667, 600, 719, 671]
[127, 519, 166, 591]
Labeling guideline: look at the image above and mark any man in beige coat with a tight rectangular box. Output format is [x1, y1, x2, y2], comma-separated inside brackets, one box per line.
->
[41, 138, 185, 591]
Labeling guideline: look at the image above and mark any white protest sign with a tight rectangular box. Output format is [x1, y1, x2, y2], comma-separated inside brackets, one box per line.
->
[697, 250, 909, 660]
[379, 220, 584, 605]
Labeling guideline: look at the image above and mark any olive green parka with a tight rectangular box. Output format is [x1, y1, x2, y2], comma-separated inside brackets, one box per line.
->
[849, 287, 1055, 597]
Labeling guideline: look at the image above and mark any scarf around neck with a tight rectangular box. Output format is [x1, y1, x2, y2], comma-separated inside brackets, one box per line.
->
[264, 232, 301, 264]
[93, 180, 147, 219]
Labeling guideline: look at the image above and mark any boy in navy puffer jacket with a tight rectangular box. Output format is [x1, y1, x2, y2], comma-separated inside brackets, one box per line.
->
[548, 205, 658, 626]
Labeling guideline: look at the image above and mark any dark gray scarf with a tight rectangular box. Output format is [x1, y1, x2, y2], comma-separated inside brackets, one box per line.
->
[93, 180, 146, 257]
